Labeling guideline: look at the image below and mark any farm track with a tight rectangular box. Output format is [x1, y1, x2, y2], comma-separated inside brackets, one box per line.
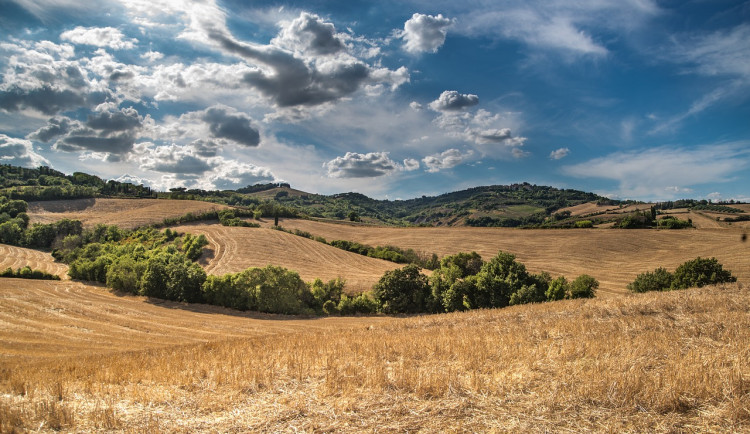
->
[0, 245, 68, 279]
[0, 278, 383, 361]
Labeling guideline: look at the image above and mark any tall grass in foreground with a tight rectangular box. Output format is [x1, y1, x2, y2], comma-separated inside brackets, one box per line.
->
[2, 283, 749, 432]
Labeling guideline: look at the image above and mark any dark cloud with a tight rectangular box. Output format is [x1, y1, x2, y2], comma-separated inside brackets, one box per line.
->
[56, 132, 137, 154]
[473, 128, 512, 143]
[27, 116, 76, 142]
[86, 107, 142, 132]
[209, 30, 371, 107]
[429, 90, 479, 111]
[274, 12, 345, 55]
[50, 107, 144, 155]
[0, 85, 107, 115]
[324, 152, 400, 178]
[146, 154, 212, 174]
[202, 106, 260, 147]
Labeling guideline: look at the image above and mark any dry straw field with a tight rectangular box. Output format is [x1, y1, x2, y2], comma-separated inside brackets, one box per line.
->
[1, 279, 748, 432]
[268, 218, 750, 296]
[27, 198, 228, 229]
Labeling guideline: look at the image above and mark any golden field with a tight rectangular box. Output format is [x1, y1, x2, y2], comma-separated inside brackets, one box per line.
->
[2, 198, 749, 432]
[1, 279, 748, 432]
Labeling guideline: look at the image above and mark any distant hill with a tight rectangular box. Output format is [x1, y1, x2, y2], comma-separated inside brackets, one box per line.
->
[4, 164, 748, 228]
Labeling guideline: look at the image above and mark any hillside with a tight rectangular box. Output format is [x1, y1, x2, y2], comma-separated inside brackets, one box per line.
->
[172, 223, 400, 293]
[27, 198, 228, 229]
[1, 281, 747, 431]
[267, 218, 750, 295]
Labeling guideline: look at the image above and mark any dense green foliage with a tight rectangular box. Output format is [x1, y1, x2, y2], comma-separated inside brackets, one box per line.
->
[627, 257, 736, 293]
[1, 164, 155, 200]
[0, 266, 60, 280]
[375, 251, 598, 314]
[657, 216, 692, 229]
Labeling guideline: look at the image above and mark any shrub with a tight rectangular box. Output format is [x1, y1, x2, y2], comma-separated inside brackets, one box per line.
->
[569, 274, 598, 298]
[545, 276, 569, 301]
[474, 251, 538, 308]
[671, 257, 736, 290]
[575, 220, 593, 228]
[657, 216, 692, 229]
[373, 264, 430, 314]
[627, 267, 673, 293]
[337, 293, 378, 315]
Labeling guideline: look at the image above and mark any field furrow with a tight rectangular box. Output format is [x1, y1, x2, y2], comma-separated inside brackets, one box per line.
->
[0, 244, 68, 279]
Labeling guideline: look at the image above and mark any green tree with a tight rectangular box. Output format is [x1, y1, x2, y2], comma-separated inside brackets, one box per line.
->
[627, 268, 673, 293]
[545, 276, 569, 301]
[373, 264, 430, 314]
[670, 257, 736, 290]
[569, 274, 598, 298]
[474, 251, 537, 308]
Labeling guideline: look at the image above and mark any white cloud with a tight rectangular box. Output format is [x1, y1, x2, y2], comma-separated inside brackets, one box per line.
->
[403, 158, 420, 171]
[0, 134, 49, 167]
[562, 143, 750, 199]
[402, 13, 454, 54]
[324, 151, 402, 178]
[422, 148, 472, 172]
[271, 12, 345, 55]
[429, 90, 479, 111]
[61, 26, 138, 50]
[453, 0, 659, 57]
[549, 147, 570, 160]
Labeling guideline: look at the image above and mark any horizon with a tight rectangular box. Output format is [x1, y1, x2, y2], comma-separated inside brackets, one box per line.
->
[1, 1, 749, 202]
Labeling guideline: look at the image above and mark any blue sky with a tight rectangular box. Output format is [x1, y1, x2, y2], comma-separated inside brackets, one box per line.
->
[1, 0, 748, 201]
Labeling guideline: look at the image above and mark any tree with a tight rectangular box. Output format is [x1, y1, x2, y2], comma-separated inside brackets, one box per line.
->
[546, 276, 569, 301]
[474, 251, 535, 308]
[670, 257, 736, 290]
[569, 274, 598, 298]
[627, 268, 673, 293]
[373, 264, 430, 314]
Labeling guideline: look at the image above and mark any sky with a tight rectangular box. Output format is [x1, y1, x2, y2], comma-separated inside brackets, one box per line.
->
[0, 0, 749, 201]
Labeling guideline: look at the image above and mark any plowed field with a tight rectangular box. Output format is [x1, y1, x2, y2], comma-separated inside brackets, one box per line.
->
[0, 245, 68, 279]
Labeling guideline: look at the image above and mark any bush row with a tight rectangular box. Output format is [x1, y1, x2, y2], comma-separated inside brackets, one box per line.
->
[0, 266, 60, 280]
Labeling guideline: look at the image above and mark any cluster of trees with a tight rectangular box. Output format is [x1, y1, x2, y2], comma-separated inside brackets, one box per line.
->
[617, 207, 692, 229]
[218, 209, 261, 227]
[372, 251, 598, 314]
[1, 196, 89, 248]
[1, 266, 60, 280]
[1, 164, 155, 201]
[627, 257, 736, 293]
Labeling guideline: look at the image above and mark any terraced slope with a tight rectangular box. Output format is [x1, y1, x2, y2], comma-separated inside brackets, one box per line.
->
[27, 198, 227, 229]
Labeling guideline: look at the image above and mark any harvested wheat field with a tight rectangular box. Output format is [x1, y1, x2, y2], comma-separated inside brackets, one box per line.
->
[1, 282, 748, 432]
[269, 219, 750, 296]
[0, 245, 68, 279]
[0, 278, 383, 361]
[172, 223, 400, 293]
[27, 198, 228, 229]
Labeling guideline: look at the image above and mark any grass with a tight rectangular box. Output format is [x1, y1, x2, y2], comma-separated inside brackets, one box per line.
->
[1, 282, 748, 432]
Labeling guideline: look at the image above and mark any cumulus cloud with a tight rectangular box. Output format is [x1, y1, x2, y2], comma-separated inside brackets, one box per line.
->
[403, 158, 420, 171]
[324, 152, 403, 178]
[549, 147, 570, 160]
[27, 117, 76, 142]
[60, 26, 138, 50]
[0, 135, 49, 167]
[201, 106, 260, 147]
[136, 142, 213, 174]
[52, 106, 144, 155]
[200, 11, 408, 108]
[0, 40, 110, 115]
[402, 13, 454, 54]
[562, 143, 750, 199]
[272, 12, 345, 55]
[432, 108, 528, 158]
[428, 90, 479, 111]
[422, 148, 471, 172]
[205, 159, 276, 190]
